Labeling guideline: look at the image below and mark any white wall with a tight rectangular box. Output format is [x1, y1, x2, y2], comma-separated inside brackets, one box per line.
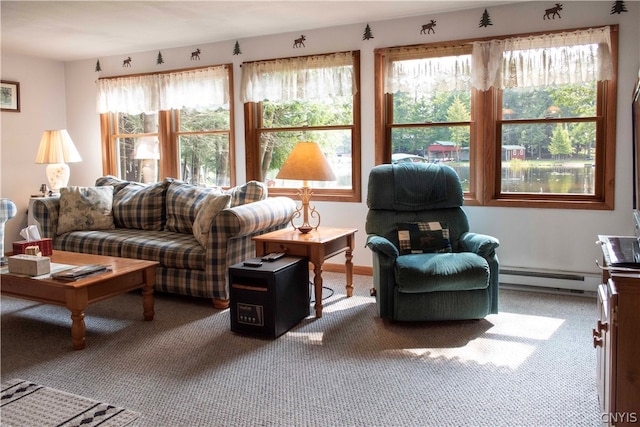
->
[0, 54, 67, 250]
[2, 1, 639, 284]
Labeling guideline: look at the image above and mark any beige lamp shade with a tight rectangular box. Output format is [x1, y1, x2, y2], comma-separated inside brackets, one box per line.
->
[276, 141, 336, 182]
[35, 130, 82, 164]
[34, 130, 82, 193]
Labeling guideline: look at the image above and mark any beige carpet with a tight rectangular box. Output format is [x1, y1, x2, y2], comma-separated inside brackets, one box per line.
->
[1, 273, 600, 426]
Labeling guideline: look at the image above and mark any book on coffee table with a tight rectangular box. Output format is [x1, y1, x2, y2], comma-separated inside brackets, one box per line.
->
[51, 264, 111, 281]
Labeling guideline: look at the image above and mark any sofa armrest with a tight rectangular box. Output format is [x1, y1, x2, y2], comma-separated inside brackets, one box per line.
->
[31, 197, 61, 238]
[206, 196, 296, 301]
[213, 196, 296, 238]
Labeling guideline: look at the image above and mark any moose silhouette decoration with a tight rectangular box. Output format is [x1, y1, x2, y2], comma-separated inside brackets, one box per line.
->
[544, 3, 563, 19]
[191, 49, 201, 60]
[293, 35, 306, 48]
[421, 20, 437, 34]
[122, 57, 132, 67]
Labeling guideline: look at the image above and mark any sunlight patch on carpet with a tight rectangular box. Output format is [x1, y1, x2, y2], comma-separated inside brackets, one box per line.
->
[286, 331, 325, 345]
[382, 311, 565, 369]
[485, 312, 565, 340]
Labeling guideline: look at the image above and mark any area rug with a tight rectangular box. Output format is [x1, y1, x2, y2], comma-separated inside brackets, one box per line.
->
[1, 379, 139, 427]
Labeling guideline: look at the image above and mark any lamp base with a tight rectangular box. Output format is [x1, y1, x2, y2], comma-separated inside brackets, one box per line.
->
[291, 185, 321, 234]
[45, 163, 70, 193]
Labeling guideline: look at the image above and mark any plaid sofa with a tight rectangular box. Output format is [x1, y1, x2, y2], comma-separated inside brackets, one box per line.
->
[31, 177, 296, 306]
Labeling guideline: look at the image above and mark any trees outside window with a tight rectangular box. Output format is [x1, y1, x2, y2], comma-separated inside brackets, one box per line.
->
[242, 51, 361, 202]
[375, 26, 618, 209]
[99, 65, 234, 187]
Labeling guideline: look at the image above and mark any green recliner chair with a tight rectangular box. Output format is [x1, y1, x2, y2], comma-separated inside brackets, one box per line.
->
[365, 162, 499, 321]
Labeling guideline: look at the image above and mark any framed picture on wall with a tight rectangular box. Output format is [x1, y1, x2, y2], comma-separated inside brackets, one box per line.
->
[1, 80, 20, 112]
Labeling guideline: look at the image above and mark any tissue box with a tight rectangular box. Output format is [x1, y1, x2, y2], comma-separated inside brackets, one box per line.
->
[13, 238, 53, 256]
[7, 254, 51, 276]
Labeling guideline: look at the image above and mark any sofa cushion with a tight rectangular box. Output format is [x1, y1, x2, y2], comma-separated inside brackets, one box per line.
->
[165, 181, 225, 234]
[53, 228, 206, 270]
[397, 221, 451, 255]
[395, 252, 489, 293]
[56, 186, 116, 235]
[119, 231, 206, 270]
[53, 228, 140, 257]
[193, 193, 231, 247]
[112, 180, 170, 230]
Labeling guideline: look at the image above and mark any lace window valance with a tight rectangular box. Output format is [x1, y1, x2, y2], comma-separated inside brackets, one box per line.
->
[384, 45, 472, 94]
[240, 51, 357, 103]
[96, 65, 230, 114]
[383, 26, 614, 94]
[471, 26, 614, 91]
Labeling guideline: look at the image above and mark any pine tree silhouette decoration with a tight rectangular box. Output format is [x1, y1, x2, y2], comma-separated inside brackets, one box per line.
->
[611, 1, 628, 14]
[363, 24, 374, 40]
[95, 59, 102, 72]
[479, 9, 493, 27]
[233, 41, 242, 55]
[157, 51, 164, 65]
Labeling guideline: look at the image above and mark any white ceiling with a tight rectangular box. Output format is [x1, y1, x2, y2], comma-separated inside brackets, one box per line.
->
[1, 1, 517, 62]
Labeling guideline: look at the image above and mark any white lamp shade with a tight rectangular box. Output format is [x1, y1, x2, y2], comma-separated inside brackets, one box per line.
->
[35, 130, 82, 164]
[35, 129, 82, 193]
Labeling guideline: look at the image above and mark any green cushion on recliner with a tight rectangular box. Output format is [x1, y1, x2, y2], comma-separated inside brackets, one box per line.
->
[395, 252, 489, 293]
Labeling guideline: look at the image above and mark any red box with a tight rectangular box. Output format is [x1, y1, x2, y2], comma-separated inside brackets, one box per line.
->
[12, 238, 53, 256]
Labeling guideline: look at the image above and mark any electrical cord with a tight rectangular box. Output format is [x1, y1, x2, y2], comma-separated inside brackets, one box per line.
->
[308, 281, 334, 303]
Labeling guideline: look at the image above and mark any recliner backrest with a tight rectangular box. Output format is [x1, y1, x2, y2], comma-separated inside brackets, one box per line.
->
[366, 163, 469, 251]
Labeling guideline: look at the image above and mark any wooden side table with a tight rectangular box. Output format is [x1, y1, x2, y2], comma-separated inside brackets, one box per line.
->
[253, 227, 357, 318]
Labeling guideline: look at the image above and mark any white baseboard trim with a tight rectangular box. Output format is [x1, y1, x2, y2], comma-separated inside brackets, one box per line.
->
[499, 267, 600, 294]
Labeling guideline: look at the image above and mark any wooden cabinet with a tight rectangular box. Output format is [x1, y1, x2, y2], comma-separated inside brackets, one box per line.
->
[594, 239, 640, 426]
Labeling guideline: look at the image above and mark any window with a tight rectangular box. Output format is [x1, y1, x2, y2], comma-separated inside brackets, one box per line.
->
[375, 26, 618, 209]
[98, 65, 234, 187]
[242, 51, 361, 202]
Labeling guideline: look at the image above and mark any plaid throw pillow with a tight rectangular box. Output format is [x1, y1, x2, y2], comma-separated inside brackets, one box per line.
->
[95, 175, 131, 195]
[225, 181, 267, 207]
[165, 181, 224, 234]
[397, 221, 451, 255]
[112, 180, 169, 230]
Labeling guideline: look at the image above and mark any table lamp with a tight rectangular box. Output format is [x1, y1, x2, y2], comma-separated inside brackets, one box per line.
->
[134, 137, 160, 183]
[34, 130, 82, 194]
[275, 141, 336, 233]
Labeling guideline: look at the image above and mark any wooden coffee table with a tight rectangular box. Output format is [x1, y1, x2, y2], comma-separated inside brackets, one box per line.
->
[1, 251, 158, 350]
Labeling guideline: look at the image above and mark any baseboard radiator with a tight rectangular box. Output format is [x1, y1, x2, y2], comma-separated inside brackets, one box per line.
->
[499, 267, 600, 295]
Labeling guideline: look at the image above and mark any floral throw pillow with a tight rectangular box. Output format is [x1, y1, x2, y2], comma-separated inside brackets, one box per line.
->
[397, 221, 451, 255]
[56, 186, 116, 235]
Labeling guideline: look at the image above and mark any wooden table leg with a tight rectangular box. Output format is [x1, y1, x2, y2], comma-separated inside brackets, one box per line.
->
[345, 246, 354, 298]
[313, 262, 323, 318]
[142, 267, 156, 321]
[69, 309, 86, 350]
[66, 289, 88, 350]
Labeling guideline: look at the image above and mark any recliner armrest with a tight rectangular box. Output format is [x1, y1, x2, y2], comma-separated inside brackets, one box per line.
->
[366, 235, 399, 259]
[459, 232, 500, 258]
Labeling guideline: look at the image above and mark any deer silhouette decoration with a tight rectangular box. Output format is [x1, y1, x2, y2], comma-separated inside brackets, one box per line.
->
[293, 35, 306, 48]
[191, 49, 201, 60]
[420, 20, 437, 34]
[122, 57, 132, 67]
[544, 3, 563, 19]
